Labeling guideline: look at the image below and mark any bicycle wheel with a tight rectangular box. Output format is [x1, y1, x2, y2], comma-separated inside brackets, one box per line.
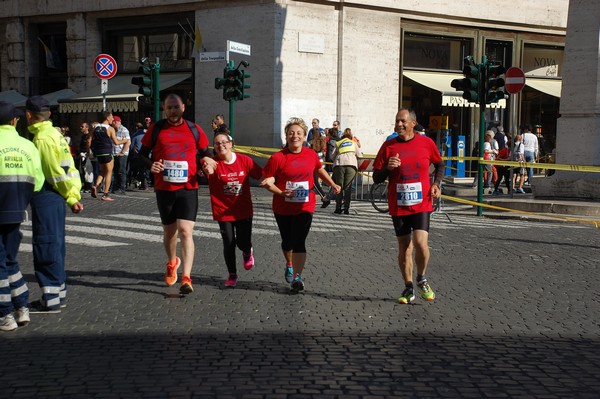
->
[369, 182, 389, 213]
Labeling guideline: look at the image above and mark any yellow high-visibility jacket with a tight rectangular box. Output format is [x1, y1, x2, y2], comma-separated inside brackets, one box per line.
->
[28, 120, 81, 207]
[0, 125, 45, 224]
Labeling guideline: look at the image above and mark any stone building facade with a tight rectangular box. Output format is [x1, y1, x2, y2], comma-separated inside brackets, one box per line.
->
[0, 0, 568, 156]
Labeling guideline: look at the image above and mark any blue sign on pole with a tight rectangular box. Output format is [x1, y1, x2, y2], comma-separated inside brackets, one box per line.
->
[444, 130, 452, 176]
[457, 136, 466, 178]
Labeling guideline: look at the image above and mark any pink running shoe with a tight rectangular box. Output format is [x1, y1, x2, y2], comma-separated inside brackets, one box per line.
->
[243, 248, 254, 271]
[225, 273, 238, 288]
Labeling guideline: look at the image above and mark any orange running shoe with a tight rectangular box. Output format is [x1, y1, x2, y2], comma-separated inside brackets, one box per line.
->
[180, 275, 193, 294]
[164, 256, 181, 286]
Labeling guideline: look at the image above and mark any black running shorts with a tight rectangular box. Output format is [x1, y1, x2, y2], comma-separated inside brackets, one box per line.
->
[96, 154, 113, 164]
[392, 212, 431, 236]
[155, 189, 199, 225]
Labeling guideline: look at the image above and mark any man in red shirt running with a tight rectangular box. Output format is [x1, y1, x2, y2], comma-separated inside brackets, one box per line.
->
[139, 94, 216, 295]
[372, 108, 445, 304]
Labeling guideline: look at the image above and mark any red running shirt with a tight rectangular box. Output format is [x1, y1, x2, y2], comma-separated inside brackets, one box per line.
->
[207, 153, 263, 222]
[373, 134, 442, 216]
[262, 147, 322, 215]
[141, 120, 209, 191]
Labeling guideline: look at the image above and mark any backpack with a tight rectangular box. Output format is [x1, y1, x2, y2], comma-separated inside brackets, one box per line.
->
[511, 143, 524, 161]
[151, 119, 200, 150]
[326, 138, 337, 163]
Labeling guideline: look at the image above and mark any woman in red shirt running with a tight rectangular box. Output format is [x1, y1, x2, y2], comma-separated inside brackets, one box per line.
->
[204, 133, 263, 288]
[261, 117, 340, 292]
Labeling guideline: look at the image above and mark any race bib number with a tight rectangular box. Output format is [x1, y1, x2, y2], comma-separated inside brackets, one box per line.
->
[223, 181, 242, 195]
[163, 160, 189, 183]
[396, 182, 423, 206]
[285, 181, 309, 203]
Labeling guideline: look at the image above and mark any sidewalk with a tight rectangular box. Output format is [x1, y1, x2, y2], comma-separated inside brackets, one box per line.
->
[441, 177, 600, 224]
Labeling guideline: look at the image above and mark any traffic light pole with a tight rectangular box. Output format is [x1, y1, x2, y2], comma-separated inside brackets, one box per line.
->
[228, 60, 235, 138]
[476, 55, 487, 216]
[477, 102, 486, 216]
[154, 58, 160, 122]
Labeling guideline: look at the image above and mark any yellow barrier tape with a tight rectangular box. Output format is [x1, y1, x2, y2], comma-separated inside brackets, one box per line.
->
[230, 145, 600, 173]
[222, 144, 598, 227]
[442, 194, 600, 228]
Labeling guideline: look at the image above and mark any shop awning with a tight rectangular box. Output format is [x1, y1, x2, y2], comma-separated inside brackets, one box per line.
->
[403, 70, 506, 109]
[58, 73, 190, 114]
[41, 88, 77, 106]
[524, 77, 562, 98]
[13, 88, 77, 108]
[0, 90, 27, 105]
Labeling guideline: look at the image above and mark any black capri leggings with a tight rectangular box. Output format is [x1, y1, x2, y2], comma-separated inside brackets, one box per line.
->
[218, 218, 253, 274]
[274, 212, 313, 253]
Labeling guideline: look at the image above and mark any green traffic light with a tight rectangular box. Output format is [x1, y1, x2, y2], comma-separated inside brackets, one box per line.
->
[239, 69, 250, 100]
[485, 62, 505, 103]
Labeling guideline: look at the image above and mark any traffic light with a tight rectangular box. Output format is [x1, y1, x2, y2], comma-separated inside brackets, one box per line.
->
[224, 68, 243, 101]
[215, 61, 251, 102]
[485, 63, 506, 104]
[450, 56, 480, 103]
[131, 64, 153, 97]
[239, 69, 250, 100]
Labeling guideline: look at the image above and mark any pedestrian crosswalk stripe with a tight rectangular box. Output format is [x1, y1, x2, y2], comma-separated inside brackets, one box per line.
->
[108, 214, 280, 236]
[20, 229, 126, 247]
[16, 204, 584, 254]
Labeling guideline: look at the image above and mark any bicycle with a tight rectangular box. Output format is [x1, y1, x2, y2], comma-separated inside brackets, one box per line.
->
[369, 181, 389, 213]
[369, 181, 444, 216]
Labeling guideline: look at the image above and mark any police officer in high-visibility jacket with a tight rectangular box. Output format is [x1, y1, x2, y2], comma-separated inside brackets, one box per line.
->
[329, 129, 362, 214]
[25, 96, 83, 313]
[0, 101, 44, 331]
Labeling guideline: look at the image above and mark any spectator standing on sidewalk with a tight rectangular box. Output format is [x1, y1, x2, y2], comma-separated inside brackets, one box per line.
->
[111, 116, 130, 194]
[372, 108, 444, 304]
[261, 117, 340, 292]
[310, 130, 331, 208]
[522, 125, 539, 185]
[129, 123, 149, 190]
[139, 93, 217, 295]
[78, 122, 93, 193]
[512, 133, 526, 193]
[483, 131, 495, 191]
[204, 133, 263, 288]
[325, 127, 339, 173]
[307, 118, 324, 144]
[91, 111, 126, 202]
[0, 102, 44, 330]
[493, 139, 511, 195]
[25, 95, 84, 313]
[330, 128, 362, 214]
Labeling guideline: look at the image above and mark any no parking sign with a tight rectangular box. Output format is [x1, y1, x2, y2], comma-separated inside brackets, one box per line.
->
[94, 54, 117, 80]
[94, 54, 118, 110]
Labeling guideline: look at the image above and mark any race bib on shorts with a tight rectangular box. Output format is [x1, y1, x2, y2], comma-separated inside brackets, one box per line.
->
[163, 160, 189, 183]
[396, 182, 423, 206]
[285, 181, 309, 203]
[224, 181, 242, 195]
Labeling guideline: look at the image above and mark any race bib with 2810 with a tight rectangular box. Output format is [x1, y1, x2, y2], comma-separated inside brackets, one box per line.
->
[396, 182, 423, 206]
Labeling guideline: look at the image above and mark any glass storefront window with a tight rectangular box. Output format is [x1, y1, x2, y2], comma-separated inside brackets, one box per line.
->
[523, 44, 563, 78]
[404, 34, 472, 71]
[521, 44, 563, 159]
[403, 33, 474, 174]
[118, 32, 193, 72]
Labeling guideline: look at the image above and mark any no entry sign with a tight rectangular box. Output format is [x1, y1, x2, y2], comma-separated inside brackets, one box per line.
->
[505, 67, 526, 94]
